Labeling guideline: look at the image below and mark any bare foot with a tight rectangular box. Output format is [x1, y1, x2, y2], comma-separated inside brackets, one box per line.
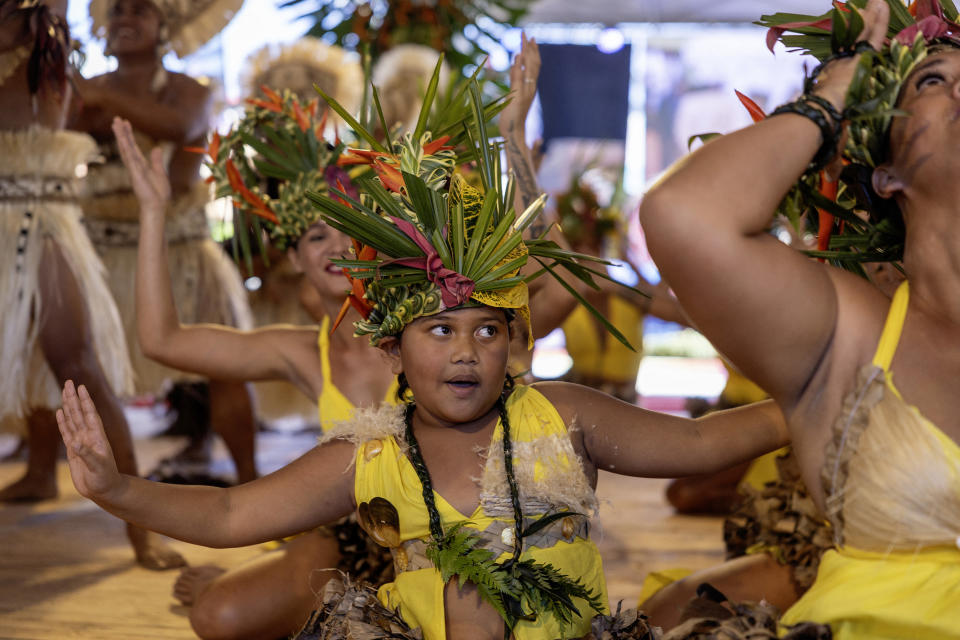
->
[127, 524, 187, 570]
[173, 564, 226, 606]
[0, 473, 58, 502]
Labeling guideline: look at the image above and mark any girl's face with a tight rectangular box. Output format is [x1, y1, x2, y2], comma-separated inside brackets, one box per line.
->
[107, 0, 163, 56]
[288, 221, 352, 299]
[885, 48, 960, 193]
[387, 306, 510, 427]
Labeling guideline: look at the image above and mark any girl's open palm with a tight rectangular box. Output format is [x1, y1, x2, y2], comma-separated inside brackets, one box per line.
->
[56, 381, 121, 500]
[111, 116, 171, 216]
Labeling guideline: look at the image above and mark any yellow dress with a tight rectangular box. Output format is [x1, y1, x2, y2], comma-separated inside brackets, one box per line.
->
[316, 314, 398, 430]
[347, 385, 609, 640]
[781, 281, 960, 638]
[562, 296, 643, 384]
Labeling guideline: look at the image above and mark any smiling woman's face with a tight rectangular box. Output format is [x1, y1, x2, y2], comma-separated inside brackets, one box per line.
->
[288, 221, 352, 300]
[107, 0, 163, 56]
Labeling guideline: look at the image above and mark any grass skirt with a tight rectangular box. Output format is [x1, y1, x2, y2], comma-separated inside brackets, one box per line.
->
[0, 128, 134, 432]
[83, 182, 252, 395]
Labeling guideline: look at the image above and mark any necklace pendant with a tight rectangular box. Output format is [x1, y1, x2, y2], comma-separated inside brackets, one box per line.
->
[500, 526, 516, 548]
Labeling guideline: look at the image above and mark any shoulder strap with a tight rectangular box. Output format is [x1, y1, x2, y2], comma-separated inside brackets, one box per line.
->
[318, 315, 332, 381]
[872, 281, 909, 372]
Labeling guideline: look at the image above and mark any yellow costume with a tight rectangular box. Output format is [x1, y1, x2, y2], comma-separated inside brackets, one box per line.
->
[322, 385, 609, 640]
[562, 296, 643, 402]
[781, 281, 960, 638]
[562, 296, 643, 384]
[317, 315, 398, 430]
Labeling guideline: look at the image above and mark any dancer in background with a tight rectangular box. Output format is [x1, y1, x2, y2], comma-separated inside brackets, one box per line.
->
[71, 0, 258, 483]
[0, 0, 182, 570]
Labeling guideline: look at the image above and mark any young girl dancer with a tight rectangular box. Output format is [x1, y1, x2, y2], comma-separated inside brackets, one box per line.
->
[55, 93, 789, 637]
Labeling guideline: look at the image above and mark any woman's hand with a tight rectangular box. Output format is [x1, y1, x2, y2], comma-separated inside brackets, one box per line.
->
[112, 116, 171, 217]
[55, 381, 123, 501]
[502, 33, 541, 133]
[811, 0, 890, 111]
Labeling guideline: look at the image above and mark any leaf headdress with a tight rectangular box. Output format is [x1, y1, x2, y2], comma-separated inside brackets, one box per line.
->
[758, 0, 960, 275]
[310, 58, 638, 348]
[195, 86, 350, 275]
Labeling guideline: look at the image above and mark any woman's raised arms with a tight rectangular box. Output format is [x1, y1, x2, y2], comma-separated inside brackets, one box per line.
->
[57, 381, 355, 547]
[637, 0, 891, 410]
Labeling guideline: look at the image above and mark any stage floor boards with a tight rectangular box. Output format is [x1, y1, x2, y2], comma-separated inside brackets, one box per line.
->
[0, 430, 725, 639]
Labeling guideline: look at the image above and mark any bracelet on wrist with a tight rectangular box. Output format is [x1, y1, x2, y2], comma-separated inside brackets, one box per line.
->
[770, 98, 843, 171]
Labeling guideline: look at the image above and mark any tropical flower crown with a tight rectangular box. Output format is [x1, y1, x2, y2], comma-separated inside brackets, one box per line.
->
[195, 86, 350, 262]
[309, 58, 638, 349]
[758, 0, 960, 276]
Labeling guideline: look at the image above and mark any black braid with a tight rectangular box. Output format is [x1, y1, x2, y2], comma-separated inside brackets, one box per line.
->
[401, 375, 525, 563]
[496, 394, 524, 566]
[402, 402, 445, 542]
[395, 372, 411, 404]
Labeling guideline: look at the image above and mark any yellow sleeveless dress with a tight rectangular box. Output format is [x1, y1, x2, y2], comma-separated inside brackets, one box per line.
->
[349, 385, 609, 640]
[780, 281, 960, 638]
[316, 315, 398, 430]
[562, 296, 643, 384]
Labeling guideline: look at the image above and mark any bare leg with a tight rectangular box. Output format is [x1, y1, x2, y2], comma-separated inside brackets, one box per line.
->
[208, 379, 258, 484]
[641, 553, 800, 631]
[0, 409, 59, 501]
[36, 238, 185, 570]
[182, 531, 340, 640]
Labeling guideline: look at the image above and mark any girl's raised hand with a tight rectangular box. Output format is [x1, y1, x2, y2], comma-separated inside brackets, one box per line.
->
[56, 381, 122, 501]
[112, 116, 171, 218]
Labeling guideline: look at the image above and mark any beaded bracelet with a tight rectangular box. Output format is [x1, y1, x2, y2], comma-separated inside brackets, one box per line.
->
[770, 98, 843, 171]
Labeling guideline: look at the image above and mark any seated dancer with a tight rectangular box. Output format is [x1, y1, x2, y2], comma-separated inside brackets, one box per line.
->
[640, 0, 960, 636]
[554, 174, 685, 403]
[70, 0, 257, 483]
[0, 0, 182, 569]
[56, 72, 789, 639]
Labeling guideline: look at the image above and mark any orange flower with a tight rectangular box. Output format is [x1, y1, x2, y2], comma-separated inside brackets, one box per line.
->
[735, 90, 766, 123]
[246, 98, 283, 113]
[292, 100, 310, 132]
[183, 131, 222, 159]
[331, 240, 376, 332]
[225, 159, 279, 223]
[423, 135, 453, 155]
[259, 85, 284, 107]
[816, 171, 839, 260]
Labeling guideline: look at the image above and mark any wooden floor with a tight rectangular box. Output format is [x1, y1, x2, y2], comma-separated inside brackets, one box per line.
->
[0, 427, 725, 639]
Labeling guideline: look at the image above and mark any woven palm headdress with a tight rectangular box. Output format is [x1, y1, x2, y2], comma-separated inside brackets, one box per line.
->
[759, 0, 960, 276]
[307, 59, 637, 348]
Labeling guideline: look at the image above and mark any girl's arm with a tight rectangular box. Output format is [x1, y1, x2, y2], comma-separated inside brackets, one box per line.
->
[536, 381, 788, 478]
[113, 118, 315, 387]
[637, 0, 889, 409]
[56, 382, 355, 547]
